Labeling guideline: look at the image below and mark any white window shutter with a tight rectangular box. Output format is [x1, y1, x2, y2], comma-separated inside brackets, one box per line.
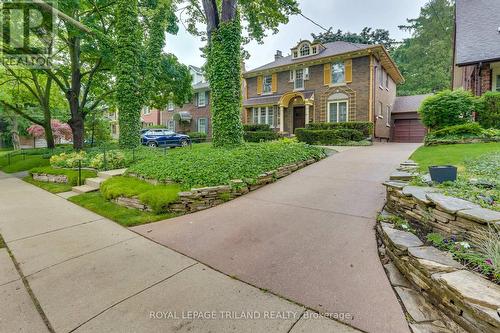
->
[289, 70, 294, 82]
[304, 68, 310, 80]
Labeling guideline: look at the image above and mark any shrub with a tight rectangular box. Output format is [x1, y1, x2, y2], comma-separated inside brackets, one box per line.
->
[50, 151, 89, 168]
[30, 166, 97, 185]
[418, 90, 475, 130]
[101, 176, 180, 214]
[306, 122, 373, 137]
[90, 151, 126, 170]
[243, 124, 272, 132]
[295, 128, 364, 145]
[431, 123, 484, 137]
[243, 131, 280, 142]
[127, 141, 325, 188]
[187, 132, 208, 142]
[477, 91, 500, 129]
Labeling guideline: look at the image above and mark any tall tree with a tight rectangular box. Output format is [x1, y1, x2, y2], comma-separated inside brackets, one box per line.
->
[312, 27, 396, 51]
[182, 0, 300, 147]
[392, 0, 454, 96]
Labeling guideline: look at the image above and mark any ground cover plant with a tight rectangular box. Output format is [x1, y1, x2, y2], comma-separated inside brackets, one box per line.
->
[69, 192, 177, 227]
[426, 230, 500, 283]
[101, 176, 180, 214]
[127, 141, 325, 189]
[0, 155, 50, 173]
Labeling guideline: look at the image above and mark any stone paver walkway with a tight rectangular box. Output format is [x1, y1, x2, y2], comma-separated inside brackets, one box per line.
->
[132, 143, 421, 333]
[0, 172, 356, 332]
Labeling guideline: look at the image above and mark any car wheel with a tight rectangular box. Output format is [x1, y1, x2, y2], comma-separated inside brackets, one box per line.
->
[148, 142, 158, 148]
[180, 139, 189, 147]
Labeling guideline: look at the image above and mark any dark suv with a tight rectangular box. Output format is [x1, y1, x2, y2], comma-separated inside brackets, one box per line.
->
[140, 129, 191, 148]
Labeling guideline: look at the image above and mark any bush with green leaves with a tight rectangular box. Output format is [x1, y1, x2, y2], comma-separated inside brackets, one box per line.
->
[50, 151, 89, 168]
[30, 166, 97, 186]
[419, 90, 475, 130]
[187, 132, 208, 143]
[424, 123, 500, 146]
[243, 131, 280, 143]
[243, 124, 272, 132]
[306, 122, 373, 137]
[430, 123, 483, 137]
[127, 141, 325, 188]
[476, 91, 500, 129]
[295, 128, 365, 145]
[101, 176, 180, 214]
[90, 151, 126, 170]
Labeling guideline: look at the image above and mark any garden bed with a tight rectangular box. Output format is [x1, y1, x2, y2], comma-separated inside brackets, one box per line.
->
[29, 166, 97, 185]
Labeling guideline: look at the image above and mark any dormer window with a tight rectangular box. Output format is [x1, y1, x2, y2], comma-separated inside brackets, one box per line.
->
[312, 46, 318, 54]
[300, 44, 310, 57]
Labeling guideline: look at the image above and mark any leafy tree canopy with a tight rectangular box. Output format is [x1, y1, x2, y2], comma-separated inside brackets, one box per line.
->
[392, 0, 454, 96]
[312, 27, 396, 51]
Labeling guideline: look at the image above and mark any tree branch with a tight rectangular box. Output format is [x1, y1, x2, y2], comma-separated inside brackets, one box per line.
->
[0, 101, 44, 126]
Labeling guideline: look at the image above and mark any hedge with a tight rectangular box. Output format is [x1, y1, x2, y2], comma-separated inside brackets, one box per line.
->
[243, 131, 280, 142]
[295, 128, 365, 145]
[477, 91, 500, 129]
[243, 124, 272, 132]
[431, 123, 484, 137]
[187, 132, 208, 142]
[306, 122, 373, 137]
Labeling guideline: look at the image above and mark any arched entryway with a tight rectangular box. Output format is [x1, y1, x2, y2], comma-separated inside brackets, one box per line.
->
[278, 92, 314, 134]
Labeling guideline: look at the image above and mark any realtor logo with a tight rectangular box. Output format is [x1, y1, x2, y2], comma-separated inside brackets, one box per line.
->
[0, 0, 56, 68]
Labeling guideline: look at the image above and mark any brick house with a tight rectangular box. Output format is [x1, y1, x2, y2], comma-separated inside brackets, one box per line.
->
[242, 40, 404, 140]
[452, 0, 500, 95]
[160, 66, 212, 137]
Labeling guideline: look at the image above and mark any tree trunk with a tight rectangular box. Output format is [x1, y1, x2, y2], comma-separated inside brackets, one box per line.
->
[10, 116, 21, 150]
[69, 114, 85, 150]
[67, 36, 85, 150]
[43, 123, 55, 149]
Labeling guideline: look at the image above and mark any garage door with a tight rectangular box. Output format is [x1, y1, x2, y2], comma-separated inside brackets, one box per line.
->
[393, 119, 427, 143]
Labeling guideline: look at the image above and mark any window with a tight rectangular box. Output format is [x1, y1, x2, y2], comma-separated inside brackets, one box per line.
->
[386, 105, 391, 126]
[378, 102, 383, 118]
[168, 101, 174, 111]
[252, 106, 276, 127]
[379, 67, 384, 87]
[300, 44, 310, 57]
[198, 118, 208, 134]
[328, 101, 348, 123]
[496, 75, 500, 92]
[312, 46, 318, 54]
[331, 62, 345, 85]
[142, 106, 151, 115]
[167, 120, 175, 131]
[289, 70, 294, 82]
[293, 51, 298, 58]
[263, 75, 272, 94]
[294, 69, 304, 90]
[198, 92, 206, 107]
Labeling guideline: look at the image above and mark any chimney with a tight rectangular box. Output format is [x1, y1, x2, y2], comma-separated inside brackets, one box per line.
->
[275, 50, 283, 60]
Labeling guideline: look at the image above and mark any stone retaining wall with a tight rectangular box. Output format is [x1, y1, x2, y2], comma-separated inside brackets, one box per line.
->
[114, 158, 319, 214]
[378, 221, 500, 333]
[32, 173, 69, 184]
[384, 182, 500, 247]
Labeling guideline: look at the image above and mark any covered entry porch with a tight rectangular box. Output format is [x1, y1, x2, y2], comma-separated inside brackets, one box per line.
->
[243, 91, 315, 135]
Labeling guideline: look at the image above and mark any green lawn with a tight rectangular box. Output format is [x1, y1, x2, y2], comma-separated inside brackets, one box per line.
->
[23, 176, 73, 193]
[0, 155, 50, 173]
[411, 142, 500, 172]
[69, 192, 178, 227]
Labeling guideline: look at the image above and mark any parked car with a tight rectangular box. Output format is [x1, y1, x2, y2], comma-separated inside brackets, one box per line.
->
[141, 129, 191, 148]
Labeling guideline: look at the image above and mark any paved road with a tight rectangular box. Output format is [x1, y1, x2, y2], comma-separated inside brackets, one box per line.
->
[0, 172, 357, 332]
[132, 143, 421, 333]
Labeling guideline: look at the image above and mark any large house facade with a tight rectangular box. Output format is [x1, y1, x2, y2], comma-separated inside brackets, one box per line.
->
[453, 0, 500, 95]
[161, 66, 212, 137]
[242, 40, 404, 140]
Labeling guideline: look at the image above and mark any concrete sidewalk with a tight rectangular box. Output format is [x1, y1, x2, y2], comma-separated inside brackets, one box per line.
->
[132, 143, 421, 333]
[0, 173, 357, 332]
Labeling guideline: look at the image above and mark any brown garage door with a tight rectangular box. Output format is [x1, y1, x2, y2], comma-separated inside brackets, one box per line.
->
[393, 119, 427, 143]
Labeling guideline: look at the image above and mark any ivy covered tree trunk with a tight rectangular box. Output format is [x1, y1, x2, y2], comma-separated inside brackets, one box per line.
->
[206, 14, 244, 147]
[116, 0, 142, 148]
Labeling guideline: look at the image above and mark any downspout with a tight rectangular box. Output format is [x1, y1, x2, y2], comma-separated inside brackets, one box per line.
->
[477, 62, 483, 96]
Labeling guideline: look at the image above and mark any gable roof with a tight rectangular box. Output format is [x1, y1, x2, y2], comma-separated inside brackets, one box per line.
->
[455, 0, 500, 66]
[392, 94, 432, 114]
[244, 41, 404, 83]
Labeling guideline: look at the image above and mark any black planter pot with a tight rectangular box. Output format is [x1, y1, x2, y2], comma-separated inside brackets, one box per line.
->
[429, 165, 457, 183]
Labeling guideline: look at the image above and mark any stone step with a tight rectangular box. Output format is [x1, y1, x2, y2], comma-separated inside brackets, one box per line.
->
[97, 168, 127, 179]
[72, 184, 99, 194]
[85, 177, 105, 188]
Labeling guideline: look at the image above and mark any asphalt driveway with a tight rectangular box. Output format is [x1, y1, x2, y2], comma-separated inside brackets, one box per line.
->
[132, 143, 421, 333]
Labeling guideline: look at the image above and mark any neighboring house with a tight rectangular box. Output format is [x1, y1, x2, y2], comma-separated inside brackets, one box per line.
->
[453, 0, 500, 95]
[242, 40, 404, 140]
[105, 109, 119, 140]
[391, 94, 432, 143]
[141, 106, 162, 127]
[161, 66, 212, 137]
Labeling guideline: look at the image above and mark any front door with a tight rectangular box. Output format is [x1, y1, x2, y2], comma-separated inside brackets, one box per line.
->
[293, 106, 306, 133]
